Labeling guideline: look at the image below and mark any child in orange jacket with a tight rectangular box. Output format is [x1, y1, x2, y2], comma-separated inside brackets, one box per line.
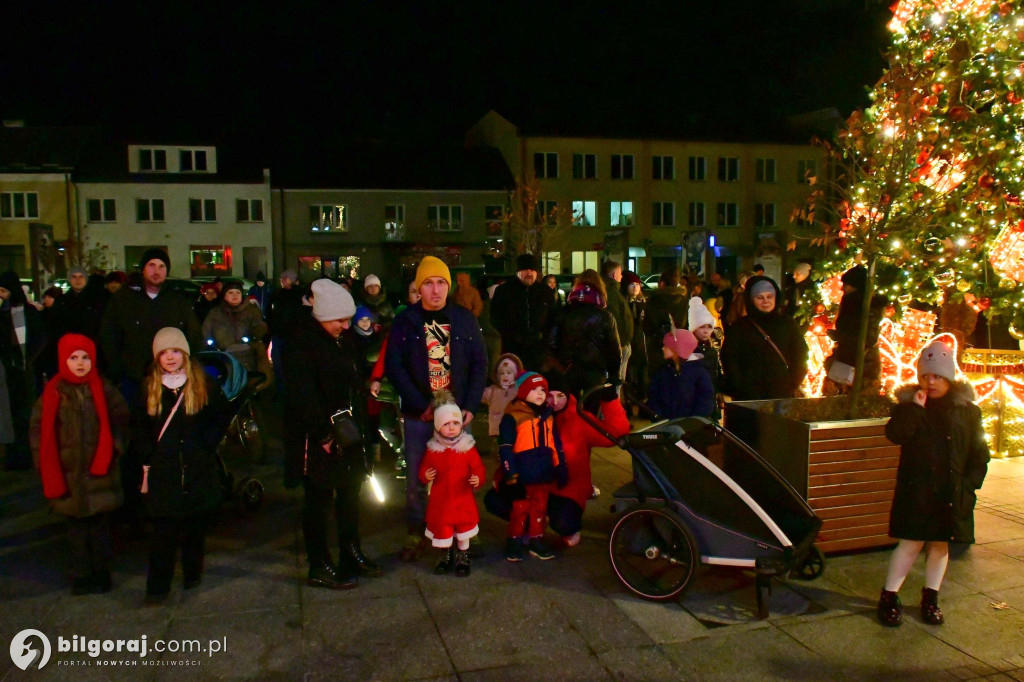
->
[418, 391, 486, 577]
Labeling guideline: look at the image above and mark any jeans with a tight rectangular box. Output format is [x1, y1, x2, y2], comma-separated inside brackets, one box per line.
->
[403, 417, 433, 531]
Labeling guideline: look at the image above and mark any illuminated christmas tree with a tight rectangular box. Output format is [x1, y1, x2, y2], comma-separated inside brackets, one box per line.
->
[795, 0, 1024, 407]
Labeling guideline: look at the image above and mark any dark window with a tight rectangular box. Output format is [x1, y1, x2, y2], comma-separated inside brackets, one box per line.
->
[139, 149, 153, 171]
[180, 150, 193, 172]
[195, 150, 208, 171]
[154, 150, 167, 170]
[717, 157, 739, 182]
[688, 156, 707, 181]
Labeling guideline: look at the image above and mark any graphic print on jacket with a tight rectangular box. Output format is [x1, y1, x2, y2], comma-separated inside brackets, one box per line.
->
[425, 318, 452, 391]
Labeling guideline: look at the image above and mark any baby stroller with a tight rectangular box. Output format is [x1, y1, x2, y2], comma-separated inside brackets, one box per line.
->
[197, 350, 268, 513]
[583, 385, 825, 619]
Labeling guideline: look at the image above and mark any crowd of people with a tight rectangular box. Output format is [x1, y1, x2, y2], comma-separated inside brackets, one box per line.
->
[0, 250, 991, 625]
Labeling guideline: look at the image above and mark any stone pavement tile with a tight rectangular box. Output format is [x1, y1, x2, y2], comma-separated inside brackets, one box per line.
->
[458, 661, 614, 681]
[421, 581, 599, 674]
[975, 511, 1024, 544]
[177, 552, 300, 616]
[983, 674, 1019, 681]
[660, 627, 824, 682]
[776, 575, 878, 623]
[984, 539, 1024, 561]
[538, 582, 654, 654]
[824, 549, 976, 601]
[157, 606, 304, 679]
[679, 570, 818, 625]
[779, 612, 981, 678]
[304, 594, 455, 681]
[595, 645, 687, 681]
[607, 592, 717, 644]
[943, 545, 1024, 593]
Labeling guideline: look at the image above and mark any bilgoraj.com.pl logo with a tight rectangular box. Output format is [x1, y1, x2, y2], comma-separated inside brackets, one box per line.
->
[9, 628, 227, 669]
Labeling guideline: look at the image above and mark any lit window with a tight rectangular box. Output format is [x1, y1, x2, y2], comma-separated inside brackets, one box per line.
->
[609, 201, 633, 227]
[428, 205, 463, 232]
[309, 204, 346, 232]
[571, 201, 596, 227]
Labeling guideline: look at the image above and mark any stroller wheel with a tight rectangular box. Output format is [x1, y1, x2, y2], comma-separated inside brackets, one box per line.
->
[792, 545, 825, 581]
[235, 477, 264, 512]
[609, 505, 697, 602]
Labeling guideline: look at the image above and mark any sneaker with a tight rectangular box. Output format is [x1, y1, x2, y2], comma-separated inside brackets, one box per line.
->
[505, 538, 525, 562]
[527, 538, 555, 560]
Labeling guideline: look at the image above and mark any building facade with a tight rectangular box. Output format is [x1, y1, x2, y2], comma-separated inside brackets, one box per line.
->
[467, 111, 824, 283]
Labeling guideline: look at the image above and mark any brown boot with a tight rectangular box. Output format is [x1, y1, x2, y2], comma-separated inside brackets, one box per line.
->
[921, 588, 944, 625]
[877, 589, 902, 627]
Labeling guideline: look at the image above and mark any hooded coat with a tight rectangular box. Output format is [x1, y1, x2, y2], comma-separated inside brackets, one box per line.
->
[418, 431, 486, 538]
[551, 297, 621, 397]
[202, 297, 270, 372]
[360, 284, 395, 330]
[30, 378, 130, 517]
[452, 273, 484, 318]
[720, 276, 808, 400]
[886, 382, 989, 543]
[647, 356, 715, 419]
[550, 395, 630, 510]
[489, 276, 553, 371]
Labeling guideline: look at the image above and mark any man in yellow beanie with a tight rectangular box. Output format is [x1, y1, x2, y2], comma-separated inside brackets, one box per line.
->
[386, 256, 487, 561]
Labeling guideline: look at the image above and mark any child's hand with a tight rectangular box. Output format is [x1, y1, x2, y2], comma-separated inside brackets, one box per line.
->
[913, 389, 927, 407]
[424, 467, 437, 481]
[468, 474, 480, 488]
[369, 381, 381, 397]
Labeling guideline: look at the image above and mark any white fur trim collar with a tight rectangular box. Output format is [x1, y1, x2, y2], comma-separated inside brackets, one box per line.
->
[426, 432, 476, 452]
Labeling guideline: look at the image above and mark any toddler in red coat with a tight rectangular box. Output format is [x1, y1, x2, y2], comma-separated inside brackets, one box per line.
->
[419, 391, 486, 577]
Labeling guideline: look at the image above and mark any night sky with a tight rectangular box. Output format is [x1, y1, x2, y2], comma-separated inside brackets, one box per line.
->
[0, 1, 892, 156]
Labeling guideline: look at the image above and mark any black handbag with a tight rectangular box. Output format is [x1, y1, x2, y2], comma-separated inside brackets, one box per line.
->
[330, 408, 363, 448]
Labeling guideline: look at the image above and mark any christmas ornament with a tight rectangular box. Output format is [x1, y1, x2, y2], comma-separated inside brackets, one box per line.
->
[957, 279, 972, 292]
[1010, 324, 1024, 341]
[935, 270, 956, 286]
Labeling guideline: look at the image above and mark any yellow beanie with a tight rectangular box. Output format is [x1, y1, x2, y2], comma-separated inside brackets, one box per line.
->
[414, 256, 451, 290]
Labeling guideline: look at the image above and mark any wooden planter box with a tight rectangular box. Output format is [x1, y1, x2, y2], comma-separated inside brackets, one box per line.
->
[725, 398, 898, 554]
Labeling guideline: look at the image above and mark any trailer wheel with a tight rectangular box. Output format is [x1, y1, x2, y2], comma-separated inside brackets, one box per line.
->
[792, 545, 825, 581]
[235, 477, 264, 513]
[609, 505, 697, 602]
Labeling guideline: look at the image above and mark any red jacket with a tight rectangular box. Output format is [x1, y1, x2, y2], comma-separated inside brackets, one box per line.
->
[419, 433, 486, 531]
[552, 396, 630, 509]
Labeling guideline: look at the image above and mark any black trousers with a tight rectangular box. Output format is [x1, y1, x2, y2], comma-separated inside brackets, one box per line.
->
[302, 478, 361, 565]
[147, 514, 211, 595]
[67, 513, 113, 579]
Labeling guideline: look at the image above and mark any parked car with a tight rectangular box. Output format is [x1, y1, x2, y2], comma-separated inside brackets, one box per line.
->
[192, 276, 255, 292]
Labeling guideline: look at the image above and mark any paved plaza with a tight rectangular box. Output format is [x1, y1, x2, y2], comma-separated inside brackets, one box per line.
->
[2, 411, 1023, 681]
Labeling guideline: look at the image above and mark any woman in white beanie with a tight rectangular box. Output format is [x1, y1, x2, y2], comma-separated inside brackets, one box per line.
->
[135, 327, 229, 604]
[283, 278, 382, 590]
[688, 297, 723, 419]
[877, 339, 989, 627]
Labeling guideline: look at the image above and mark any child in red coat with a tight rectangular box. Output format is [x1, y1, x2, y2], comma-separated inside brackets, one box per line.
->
[419, 391, 486, 577]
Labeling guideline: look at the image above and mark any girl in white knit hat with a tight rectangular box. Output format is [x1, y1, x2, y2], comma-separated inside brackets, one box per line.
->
[418, 390, 486, 577]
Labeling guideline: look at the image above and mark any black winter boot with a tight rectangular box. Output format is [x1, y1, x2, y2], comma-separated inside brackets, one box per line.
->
[307, 559, 357, 590]
[877, 589, 902, 627]
[921, 588, 944, 625]
[454, 549, 471, 577]
[434, 548, 454, 575]
[343, 540, 383, 578]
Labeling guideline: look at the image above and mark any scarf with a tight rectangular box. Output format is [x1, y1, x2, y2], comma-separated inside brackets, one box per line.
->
[39, 334, 114, 499]
[162, 372, 187, 389]
[567, 283, 605, 308]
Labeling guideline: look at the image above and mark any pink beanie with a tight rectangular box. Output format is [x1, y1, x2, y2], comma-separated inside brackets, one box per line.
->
[663, 329, 698, 360]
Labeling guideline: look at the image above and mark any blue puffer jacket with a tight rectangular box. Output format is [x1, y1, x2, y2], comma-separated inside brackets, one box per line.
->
[647, 358, 715, 420]
[385, 301, 487, 417]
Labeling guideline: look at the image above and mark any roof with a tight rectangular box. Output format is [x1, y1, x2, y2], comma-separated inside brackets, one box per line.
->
[0, 126, 105, 172]
[271, 141, 514, 191]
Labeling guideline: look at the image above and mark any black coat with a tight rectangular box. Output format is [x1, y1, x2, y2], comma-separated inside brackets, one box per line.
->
[135, 375, 230, 519]
[489, 277, 552, 371]
[283, 315, 368, 489]
[100, 286, 202, 384]
[602, 276, 633, 347]
[551, 301, 621, 395]
[885, 382, 989, 543]
[828, 289, 886, 381]
[719, 276, 808, 401]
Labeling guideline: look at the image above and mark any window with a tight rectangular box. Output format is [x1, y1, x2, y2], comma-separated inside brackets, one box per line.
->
[0, 191, 40, 219]
[688, 202, 706, 227]
[189, 245, 232, 277]
[544, 251, 561, 274]
[652, 202, 675, 227]
[309, 204, 346, 232]
[652, 156, 675, 180]
[533, 152, 558, 179]
[572, 153, 597, 179]
[717, 157, 740, 182]
[236, 199, 263, 222]
[610, 154, 634, 180]
[798, 159, 818, 183]
[86, 199, 116, 222]
[428, 205, 463, 232]
[716, 202, 739, 227]
[755, 203, 777, 227]
[535, 201, 558, 226]
[609, 201, 633, 227]
[139, 149, 167, 172]
[136, 199, 165, 222]
[384, 204, 406, 240]
[756, 158, 777, 183]
[484, 204, 503, 236]
[571, 251, 600, 272]
[188, 198, 217, 222]
[571, 200, 596, 227]
[688, 156, 707, 181]
[179, 149, 208, 172]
